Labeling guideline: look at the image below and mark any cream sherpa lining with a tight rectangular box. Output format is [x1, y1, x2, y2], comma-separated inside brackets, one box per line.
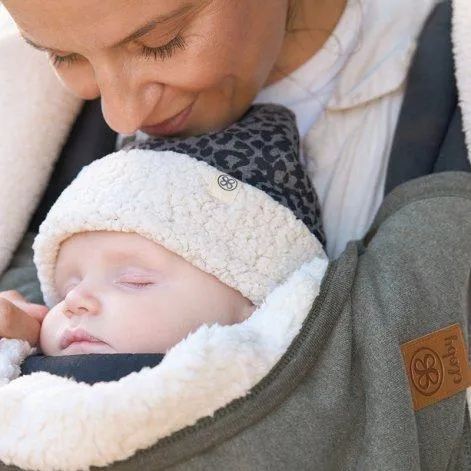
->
[453, 0, 471, 160]
[33, 149, 323, 306]
[0, 16, 81, 276]
[0, 255, 328, 471]
[0, 339, 33, 386]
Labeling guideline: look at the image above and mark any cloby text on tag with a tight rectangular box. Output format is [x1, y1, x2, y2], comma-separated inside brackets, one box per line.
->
[401, 324, 471, 411]
[208, 173, 241, 204]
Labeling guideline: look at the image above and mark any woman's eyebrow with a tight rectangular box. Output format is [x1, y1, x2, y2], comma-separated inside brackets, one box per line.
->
[22, 35, 50, 52]
[114, 3, 194, 47]
[21, 2, 194, 53]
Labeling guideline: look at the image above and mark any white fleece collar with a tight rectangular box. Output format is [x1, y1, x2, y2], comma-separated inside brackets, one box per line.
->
[452, 0, 471, 161]
[0, 255, 328, 471]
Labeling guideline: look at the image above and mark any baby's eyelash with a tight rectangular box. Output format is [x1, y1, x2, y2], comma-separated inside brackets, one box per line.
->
[141, 35, 186, 61]
[120, 281, 154, 289]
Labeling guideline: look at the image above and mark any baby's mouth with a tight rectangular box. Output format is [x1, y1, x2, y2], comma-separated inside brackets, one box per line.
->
[60, 328, 105, 350]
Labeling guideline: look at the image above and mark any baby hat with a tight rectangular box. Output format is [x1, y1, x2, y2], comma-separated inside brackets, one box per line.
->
[34, 104, 325, 307]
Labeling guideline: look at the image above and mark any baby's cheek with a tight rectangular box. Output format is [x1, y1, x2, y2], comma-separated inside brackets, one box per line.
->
[39, 304, 65, 355]
[107, 300, 183, 354]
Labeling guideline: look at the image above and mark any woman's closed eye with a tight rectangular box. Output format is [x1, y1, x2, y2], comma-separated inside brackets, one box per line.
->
[49, 52, 81, 68]
[49, 35, 186, 68]
[141, 35, 186, 61]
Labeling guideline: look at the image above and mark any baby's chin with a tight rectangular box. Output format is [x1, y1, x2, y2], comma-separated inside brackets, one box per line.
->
[59, 341, 117, 356]
[41, 340, 116, 356]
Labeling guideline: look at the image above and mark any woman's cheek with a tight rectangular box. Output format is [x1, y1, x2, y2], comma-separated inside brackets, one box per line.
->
[54, 62, 100, 100]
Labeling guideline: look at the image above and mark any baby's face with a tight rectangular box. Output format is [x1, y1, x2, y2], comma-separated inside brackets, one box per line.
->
[40, 232, 254, 356]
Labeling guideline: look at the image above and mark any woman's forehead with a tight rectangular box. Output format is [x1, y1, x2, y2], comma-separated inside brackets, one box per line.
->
[4, 0, 203, 49]
[4, 0, 192, 18]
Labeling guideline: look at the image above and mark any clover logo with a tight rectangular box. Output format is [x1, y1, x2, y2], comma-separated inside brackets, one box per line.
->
[217, 174, 238, 192]
[410, 347, 444, 396]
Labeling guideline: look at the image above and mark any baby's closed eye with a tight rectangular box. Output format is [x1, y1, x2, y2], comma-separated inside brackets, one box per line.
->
[118, 279, 155, 289]
[115, 271, 162, 289]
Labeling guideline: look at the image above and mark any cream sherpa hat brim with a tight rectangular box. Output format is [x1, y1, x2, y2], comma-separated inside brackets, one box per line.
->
[33, 149, 323, 307]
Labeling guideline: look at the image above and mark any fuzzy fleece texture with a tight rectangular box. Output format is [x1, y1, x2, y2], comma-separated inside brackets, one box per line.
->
[0, 339, 33, 386]
[0, 11, 81, 277]
[0, 255, 328, 471]
[453, 0, 471, 156]
[33, 149, 323, 307]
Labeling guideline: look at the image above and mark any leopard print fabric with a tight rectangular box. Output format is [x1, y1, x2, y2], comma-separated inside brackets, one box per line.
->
[127, 104, 325, 245]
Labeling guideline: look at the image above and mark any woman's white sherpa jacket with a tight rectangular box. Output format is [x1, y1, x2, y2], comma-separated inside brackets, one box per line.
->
[0, 1, 470, 470]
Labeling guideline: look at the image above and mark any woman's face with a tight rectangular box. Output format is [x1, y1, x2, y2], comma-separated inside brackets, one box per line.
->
[3, 0, 290, 136]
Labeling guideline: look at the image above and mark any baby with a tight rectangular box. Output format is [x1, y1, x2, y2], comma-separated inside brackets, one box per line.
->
[1, 105, 470, 471]
[2, 104, 324, 363]
[40, 231, 256, 356]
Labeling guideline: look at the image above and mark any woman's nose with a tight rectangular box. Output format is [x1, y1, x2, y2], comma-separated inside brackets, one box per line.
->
[62, 286, 100, 318]
[94, 60, 164, 134]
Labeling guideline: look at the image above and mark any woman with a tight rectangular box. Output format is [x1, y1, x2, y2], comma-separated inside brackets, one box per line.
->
[0, 0, 470, 469]
[0, 0, 444, 331]
[0, 0, 441, 261]
[2, 0, 466, 319]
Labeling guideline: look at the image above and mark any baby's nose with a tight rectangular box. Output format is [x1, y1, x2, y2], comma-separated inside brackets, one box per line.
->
[62, 287, 100, 318]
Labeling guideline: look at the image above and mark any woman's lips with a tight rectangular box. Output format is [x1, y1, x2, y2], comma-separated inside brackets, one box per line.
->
[140, 103, 194, 137]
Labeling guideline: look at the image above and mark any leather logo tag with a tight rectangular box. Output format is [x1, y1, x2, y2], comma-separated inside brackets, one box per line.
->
[401, 324, 471, 411]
